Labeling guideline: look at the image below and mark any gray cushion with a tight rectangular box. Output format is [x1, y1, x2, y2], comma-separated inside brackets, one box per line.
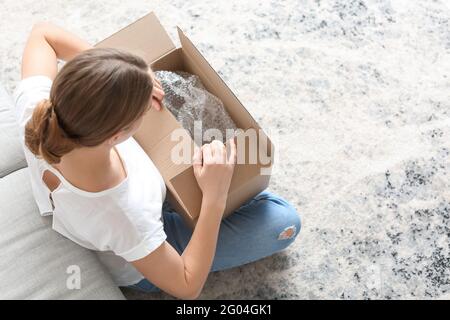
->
[0, 85, 26, 177]
[0, 168, 125, 299]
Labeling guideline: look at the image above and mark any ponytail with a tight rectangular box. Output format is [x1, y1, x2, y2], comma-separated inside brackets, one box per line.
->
[25, 99, 77, 164]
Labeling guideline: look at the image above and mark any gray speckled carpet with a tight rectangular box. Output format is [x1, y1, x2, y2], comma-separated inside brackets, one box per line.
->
[1, 0, 450, 299]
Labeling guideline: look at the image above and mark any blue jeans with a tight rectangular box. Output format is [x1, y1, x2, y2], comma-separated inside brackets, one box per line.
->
[128, 190, 301, 293]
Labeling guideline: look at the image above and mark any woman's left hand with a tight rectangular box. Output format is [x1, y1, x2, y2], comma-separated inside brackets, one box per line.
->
[149, 69, 165, 111]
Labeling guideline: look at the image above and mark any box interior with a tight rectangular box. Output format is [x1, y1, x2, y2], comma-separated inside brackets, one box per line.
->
[151, 47, 273, 219]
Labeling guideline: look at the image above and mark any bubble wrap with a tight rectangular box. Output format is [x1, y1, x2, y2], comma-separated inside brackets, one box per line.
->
[154, 71, 237, 143]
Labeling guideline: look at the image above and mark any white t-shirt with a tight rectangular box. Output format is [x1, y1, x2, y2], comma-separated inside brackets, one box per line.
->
[13, 75, 167, 286]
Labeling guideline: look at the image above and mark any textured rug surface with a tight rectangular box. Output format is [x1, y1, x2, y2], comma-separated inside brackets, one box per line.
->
[1, 0, 449, 299]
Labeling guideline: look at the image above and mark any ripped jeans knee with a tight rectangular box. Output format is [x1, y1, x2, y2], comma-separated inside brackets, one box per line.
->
[277, 224, 298, 240]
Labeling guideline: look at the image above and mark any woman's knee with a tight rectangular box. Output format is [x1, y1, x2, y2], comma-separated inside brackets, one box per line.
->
[255, 192, 301, 242]
[212, 193, 301, 271]
[275, 201, 301, 242]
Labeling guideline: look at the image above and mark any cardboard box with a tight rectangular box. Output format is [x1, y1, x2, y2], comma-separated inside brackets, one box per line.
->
[96, 12, 273, 229]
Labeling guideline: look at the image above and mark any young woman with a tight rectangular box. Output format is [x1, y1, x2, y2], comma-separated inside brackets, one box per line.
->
[15, 22, 301, 299]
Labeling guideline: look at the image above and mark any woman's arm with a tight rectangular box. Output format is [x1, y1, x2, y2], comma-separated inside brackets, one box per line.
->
[21, 22, 92, 80]
[132, 140, 236, 299]
[132, 199, 224, 300]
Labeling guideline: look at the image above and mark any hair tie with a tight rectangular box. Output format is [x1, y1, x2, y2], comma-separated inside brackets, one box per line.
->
[47, 100, 79, 141]
[47, 100, 56, 117]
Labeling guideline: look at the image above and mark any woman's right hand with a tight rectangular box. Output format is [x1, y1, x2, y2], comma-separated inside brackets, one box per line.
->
[193, 139, 237, 206]
[134, 139, 237, 300]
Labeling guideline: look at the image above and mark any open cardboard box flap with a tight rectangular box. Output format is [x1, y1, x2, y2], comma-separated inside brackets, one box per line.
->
[95, 12, 273, 228]
[96, 12, 175, 65]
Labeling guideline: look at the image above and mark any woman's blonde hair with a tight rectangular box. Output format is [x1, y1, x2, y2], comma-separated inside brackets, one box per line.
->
[25, 47, 153, 164]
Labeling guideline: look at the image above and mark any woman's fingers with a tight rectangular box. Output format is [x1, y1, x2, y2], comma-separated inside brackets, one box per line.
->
[148, 68, 165, 101]
[202, 143, 214, 164]
[227, 138, 237, 165]
[154, 78, 162, 89]
[197, 139, 235, 167]
[192, 146, 203, 177]
[151, 86, 165, 111]
[147, 67, 164, 112]
[151, 97, 162, 111]
[152, 86, 165, 101]
[153, 78, 162, 90]
[193, 145, 203, 165]
[202, 140, 234, 164]
[211, 140, 226, 163]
